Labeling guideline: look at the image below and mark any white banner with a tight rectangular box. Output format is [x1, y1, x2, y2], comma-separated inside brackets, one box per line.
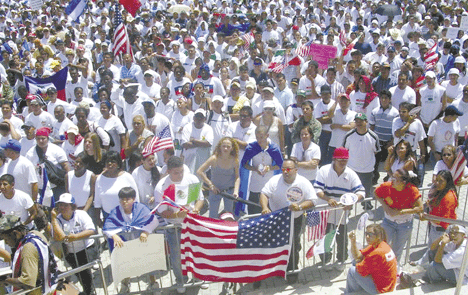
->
[111, 234, 166, 285]
[28, 0, 43, 11]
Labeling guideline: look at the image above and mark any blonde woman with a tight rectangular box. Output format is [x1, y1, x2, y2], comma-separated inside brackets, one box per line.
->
[197, 137, 240, 218]
[124, 115, 154, 158]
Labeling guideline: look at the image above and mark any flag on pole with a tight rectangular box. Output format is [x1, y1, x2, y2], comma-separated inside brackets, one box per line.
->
[342, 33, 361, 57]
[241, 32, 254, 51]
[187, 182, 202, 204]
[119, 0, 142, 17]
[65, 0, 88, 22]
[306, 230, 336, 258]
[112, 3, 133, 58]
[24, 67, 68, 101]
[295, 40, 314, 57]
[181, 208, 293, 283]
[424, 40, 439, 71]
[414, 75, 425, 90]
[339, 30, 347, 47]
[268, 50, 302, 73]
[307, 210, 330, 242]
[142, 124, 174, 157]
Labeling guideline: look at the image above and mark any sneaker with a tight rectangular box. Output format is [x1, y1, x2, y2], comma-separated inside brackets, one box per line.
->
[176, 286, 186, 294]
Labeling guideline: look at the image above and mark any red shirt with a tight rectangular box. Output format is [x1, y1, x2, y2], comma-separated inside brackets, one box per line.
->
[429, 190, 458, 229]
[357, 241, 397, 293]
[375, 182, 421, 210]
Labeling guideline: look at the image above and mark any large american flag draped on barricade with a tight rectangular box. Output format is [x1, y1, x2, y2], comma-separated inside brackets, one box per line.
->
[112, 3, 133, 59]
[24, 67, 68, 101]
[142, 124, 174, 157]
[181, 208, 293, 283]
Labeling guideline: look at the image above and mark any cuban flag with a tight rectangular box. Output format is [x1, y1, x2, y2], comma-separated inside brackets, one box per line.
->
[24, 67, 68, 101]
[65, 0, 88, 22]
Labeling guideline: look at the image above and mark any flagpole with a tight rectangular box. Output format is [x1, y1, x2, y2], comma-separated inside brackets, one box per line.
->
[329, 210, 346, 249]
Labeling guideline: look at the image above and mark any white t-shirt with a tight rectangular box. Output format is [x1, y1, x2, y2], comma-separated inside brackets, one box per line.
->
[94, 172, 139, 214]
[96, 115, 126, 152]
[0, 189, 34, 227]
[392, 117, 427, 151]
[450, 99, 468, 136]
[343, 129, 381, 173]
[329, 108, 357, 147]
[51, 118, 76, 142]
[26, 143, 68, 189]
[4, 156, 38, 197]
[132, 165, 159, 209]
[314, 99, 335, 132]
[262, 174, 317, 218]
[349, 90, 380, 120]
[419, 84, 446, 125]
[25, 111, 55, 129]
[427, 118, 460, 153]
[290, 141, 321, 181]
[389, 85, 416, 109]
[56, 210, 95, 253]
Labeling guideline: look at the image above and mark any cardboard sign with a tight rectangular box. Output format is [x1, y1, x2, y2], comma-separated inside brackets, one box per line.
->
[306, 43, 338, 69]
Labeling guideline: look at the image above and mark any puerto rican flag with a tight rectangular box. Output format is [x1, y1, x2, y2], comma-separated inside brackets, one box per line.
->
[24, 67, 68, 101]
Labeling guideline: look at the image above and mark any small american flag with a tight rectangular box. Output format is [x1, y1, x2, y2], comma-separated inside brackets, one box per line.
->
[142, 125, 174, 157]
[339, 30, 347, 47]
[307, 210, 330, 241]
[295, 40, 314, 57]
[112, 3, 133, 58]
[241, 32, 254, 51]
[451, 138, 468, 185]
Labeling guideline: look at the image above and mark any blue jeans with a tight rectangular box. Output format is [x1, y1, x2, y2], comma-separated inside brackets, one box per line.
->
[345, 265, 378, 294]
[319, 131, 332, 165]
[165, 227, 187, 286]
[424, 253, 457, 285]
[208, 188, 234, 218]
[356, 171, 374, 209]
[382, 218, 413, 263]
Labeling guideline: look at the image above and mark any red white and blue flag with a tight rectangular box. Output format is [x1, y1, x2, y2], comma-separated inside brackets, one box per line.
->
[296, 40, 314, 57]
[112, 3, 133, 58]
[181, 208, 293, 283]
[142, 124, 174, 157]
[307, 210, 330, 241]
[424, 40, 439, 71]
[24, 67, 68, 101]
[451, 137, 468, 185]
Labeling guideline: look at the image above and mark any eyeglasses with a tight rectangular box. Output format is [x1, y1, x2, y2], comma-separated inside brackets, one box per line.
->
[282, 168, 295, 173]
[443, 153, 453, 157]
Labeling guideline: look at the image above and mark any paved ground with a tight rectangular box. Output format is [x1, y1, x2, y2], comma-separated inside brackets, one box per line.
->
[57, 161, 468, 295]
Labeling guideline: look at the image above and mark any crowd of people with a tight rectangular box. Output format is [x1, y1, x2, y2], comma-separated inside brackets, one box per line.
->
[0, 0, 466, 294]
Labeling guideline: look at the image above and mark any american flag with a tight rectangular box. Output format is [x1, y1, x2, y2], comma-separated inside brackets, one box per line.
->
[142, 125, 174, 157]
[112, 3, 133, 58]
[181, 209, 293, 283]
[295, 40, 314, 57]
[451, 138, 468, 185]
[307, 210, 330, 241]
[339, 30, 347, 47]
[241, 31, 254, 51]
[424, 40, 439, 71]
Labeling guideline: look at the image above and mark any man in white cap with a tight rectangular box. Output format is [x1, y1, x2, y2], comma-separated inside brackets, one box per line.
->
[168, 40, 186, 63]
[441, 68, 463, 103]
[422, 225, 468, 285]
[140, 70, 161, 100]
[419, 71, 447, 129]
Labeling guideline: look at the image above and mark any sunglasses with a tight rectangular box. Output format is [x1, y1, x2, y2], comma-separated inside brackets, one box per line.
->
[282, 168, 295, 173]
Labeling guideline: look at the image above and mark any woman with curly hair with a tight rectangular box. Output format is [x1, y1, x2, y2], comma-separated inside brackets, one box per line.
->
[197, 137, 240, 218]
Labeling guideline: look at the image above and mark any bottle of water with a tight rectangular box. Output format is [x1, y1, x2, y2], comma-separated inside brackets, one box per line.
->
[417, 160, 425, 187]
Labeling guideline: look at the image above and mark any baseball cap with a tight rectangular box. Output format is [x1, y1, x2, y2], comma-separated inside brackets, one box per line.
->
[448, 225, 467, 235]
[0, 215, 21, 232]
[291, 78, 299, 85]
[448, 68, 460, 76]
[263, 100, 275, 109]
[355, 112, 367, 121]
[245, 81, 256, 89]
[262, 87, 274, 93]
[296, 90, 306, 97]
[47, 86, 57, 94]
[212, 95, 224, 103]
[57, 193, 75, 204]
[29, 99, 40, 105]
[455, 56, 466, 64]
[425, 71, 436, 79]
[387, 46, 395, 52]
[0, 139, 21, 152]
[67, 126, 79, 135]
[333, 147, 349, 159]
[194, 108, 206, 117]
[445, 105, 464, 116]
